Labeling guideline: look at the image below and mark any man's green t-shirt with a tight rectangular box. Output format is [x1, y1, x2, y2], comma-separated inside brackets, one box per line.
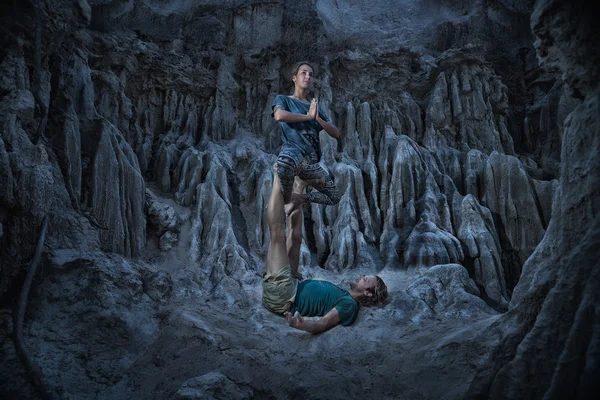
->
[291, 280, 359, 326]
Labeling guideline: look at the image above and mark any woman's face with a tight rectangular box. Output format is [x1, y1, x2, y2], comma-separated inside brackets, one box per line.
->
[293, 64, 314, 89]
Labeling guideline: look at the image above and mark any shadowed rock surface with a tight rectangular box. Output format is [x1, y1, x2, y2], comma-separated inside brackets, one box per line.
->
[0, 0, 597, 399]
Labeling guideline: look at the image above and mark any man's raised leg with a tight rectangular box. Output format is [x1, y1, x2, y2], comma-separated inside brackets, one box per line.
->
[287, 177, 307, 276]
[266, 165, 290, 276]
[287, 176, 326, 275]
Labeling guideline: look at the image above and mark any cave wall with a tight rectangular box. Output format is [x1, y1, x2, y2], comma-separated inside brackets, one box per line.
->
[467, 0, 599, 398]
[0, 0, 560, 312]
[1, 1, 597, 397]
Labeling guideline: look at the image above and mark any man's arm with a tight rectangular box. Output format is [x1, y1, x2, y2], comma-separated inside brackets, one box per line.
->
[284, 308, 341, 334]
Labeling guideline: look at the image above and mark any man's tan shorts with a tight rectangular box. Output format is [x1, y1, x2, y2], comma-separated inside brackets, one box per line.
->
[262, 266, 302, 315]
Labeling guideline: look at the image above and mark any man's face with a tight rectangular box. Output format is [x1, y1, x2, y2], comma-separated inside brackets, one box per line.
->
[351, 275, 378, 294]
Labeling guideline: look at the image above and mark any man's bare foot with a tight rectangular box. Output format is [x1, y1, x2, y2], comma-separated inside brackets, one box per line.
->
[284, 193, 307, 216]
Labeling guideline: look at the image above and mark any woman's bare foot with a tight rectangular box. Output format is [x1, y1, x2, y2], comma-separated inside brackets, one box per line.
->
[294, 176, 325, 193]
[284, 193, 307, 216]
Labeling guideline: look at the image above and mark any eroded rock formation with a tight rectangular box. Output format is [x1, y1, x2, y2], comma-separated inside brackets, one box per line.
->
[0, 0, 596, 399]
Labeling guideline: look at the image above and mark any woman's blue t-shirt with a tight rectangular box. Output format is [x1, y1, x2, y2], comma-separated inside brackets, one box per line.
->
[271, 95, 331, 159]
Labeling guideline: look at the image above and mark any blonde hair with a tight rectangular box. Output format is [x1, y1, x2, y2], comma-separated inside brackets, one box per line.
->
[358, 276, 388, 307]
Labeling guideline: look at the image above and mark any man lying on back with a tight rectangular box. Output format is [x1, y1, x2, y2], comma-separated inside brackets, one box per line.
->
[262, 165, 388, 333]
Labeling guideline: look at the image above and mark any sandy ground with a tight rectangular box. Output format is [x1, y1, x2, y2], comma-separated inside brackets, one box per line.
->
[98, 258, 501, 400]
[0, 252, 500, 400]
[111, 294, 499, 399]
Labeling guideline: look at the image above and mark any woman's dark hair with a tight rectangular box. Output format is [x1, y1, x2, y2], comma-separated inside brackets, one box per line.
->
[290, 61, 315, 78]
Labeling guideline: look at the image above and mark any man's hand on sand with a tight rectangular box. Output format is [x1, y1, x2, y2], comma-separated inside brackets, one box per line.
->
[284, 311, 305, 329]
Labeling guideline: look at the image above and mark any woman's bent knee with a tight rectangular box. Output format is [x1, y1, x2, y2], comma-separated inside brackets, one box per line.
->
[331, 192, 341, 205]
[277, 155, 296, 175]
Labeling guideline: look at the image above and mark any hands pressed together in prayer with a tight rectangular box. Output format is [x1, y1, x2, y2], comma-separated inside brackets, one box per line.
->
[307, 98, 319, 120]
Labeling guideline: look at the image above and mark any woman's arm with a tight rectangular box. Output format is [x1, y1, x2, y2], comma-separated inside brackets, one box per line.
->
[312, 99, 340, 139]
[273, 100, 339, 140]
[273, 105, 314, 123]
[317, 116, 340, 139]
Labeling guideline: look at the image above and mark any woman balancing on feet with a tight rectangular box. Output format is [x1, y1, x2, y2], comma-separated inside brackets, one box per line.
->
[271, 61, 342, 216]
